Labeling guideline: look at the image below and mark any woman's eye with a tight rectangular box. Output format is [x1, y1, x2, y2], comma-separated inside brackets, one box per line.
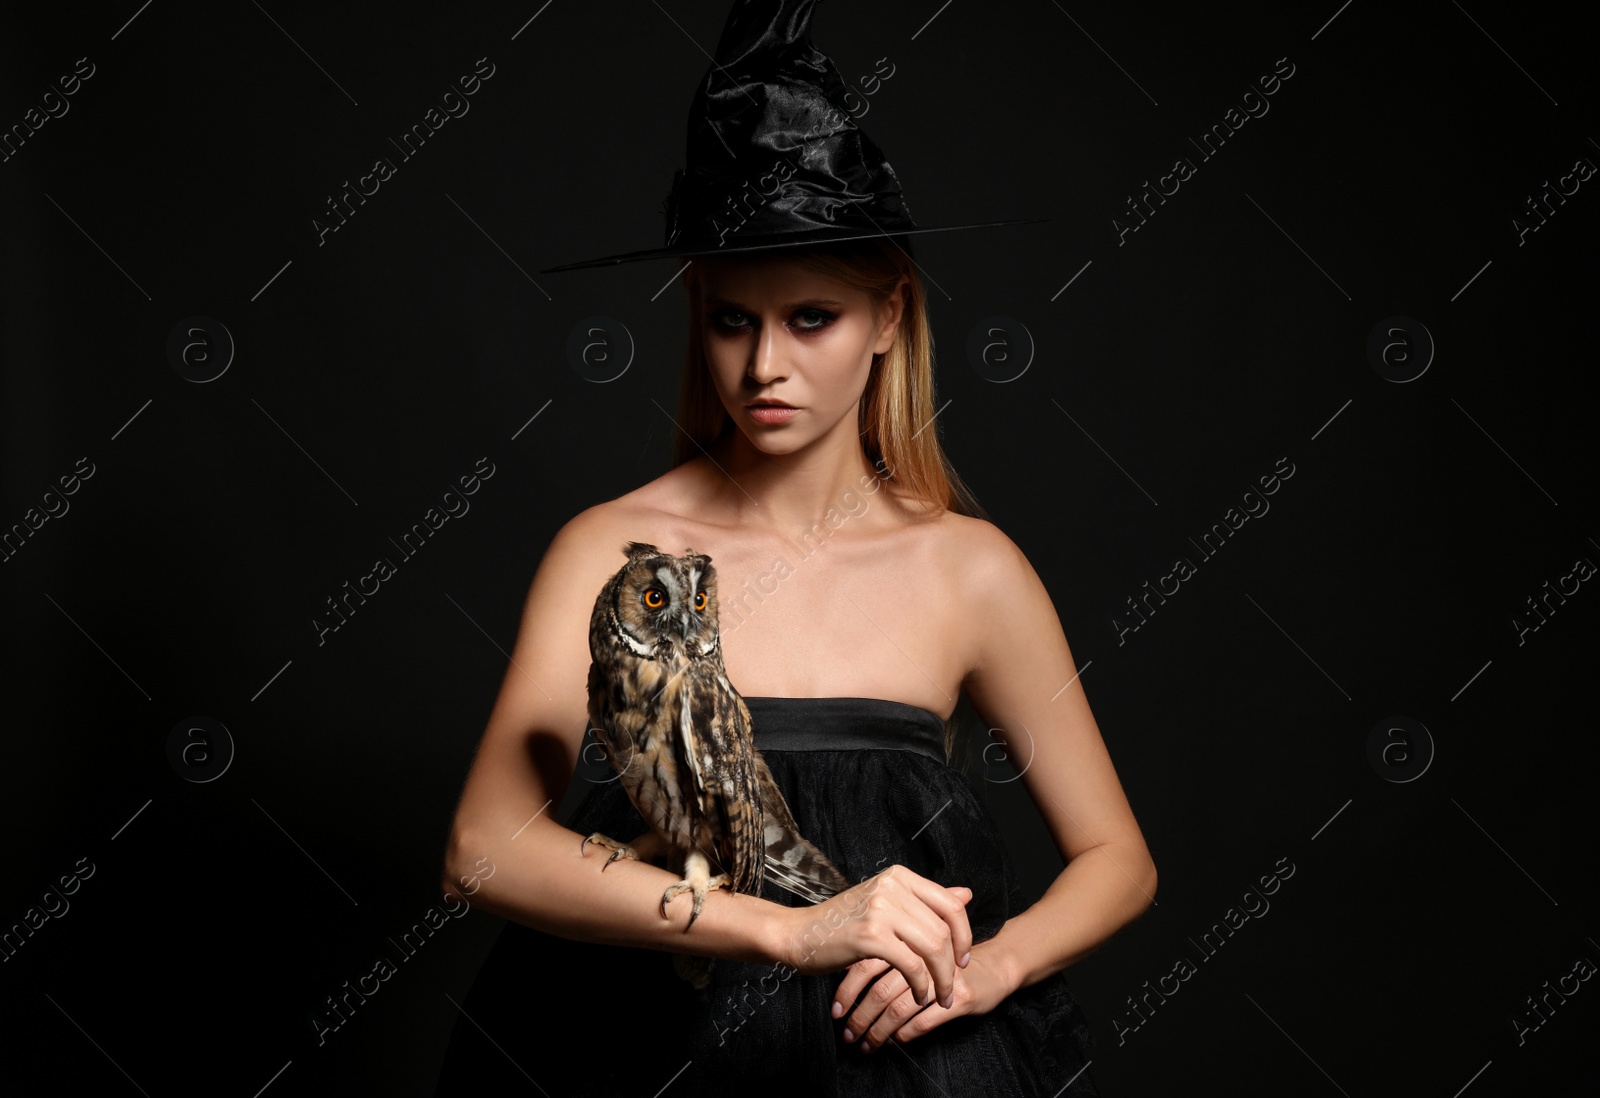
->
[708, 308, 835, 333]
[792, 309, 835, 332]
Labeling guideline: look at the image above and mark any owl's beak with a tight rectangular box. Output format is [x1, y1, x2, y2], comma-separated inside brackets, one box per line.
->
[673, 609, 692, 638]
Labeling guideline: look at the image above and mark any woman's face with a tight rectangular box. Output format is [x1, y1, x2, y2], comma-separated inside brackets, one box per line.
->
[695, 256, 907, 456]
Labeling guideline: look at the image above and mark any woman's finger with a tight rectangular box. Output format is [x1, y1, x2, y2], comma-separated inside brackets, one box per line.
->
[859, 977, 928, 1052]
[865, 927, 935, 1009]
[903, 877, 975, 972]
[887, 891, 963, 1008]
[841, 965, 910, 1046]
[832, 957, 891, 1022]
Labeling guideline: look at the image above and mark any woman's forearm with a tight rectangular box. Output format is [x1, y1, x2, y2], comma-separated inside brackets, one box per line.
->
[982, 841, 1157, 991]
[443, 818, 787, 964]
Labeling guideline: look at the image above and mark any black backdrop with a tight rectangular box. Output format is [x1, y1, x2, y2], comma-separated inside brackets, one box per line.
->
[3, 2, 1597, 1094]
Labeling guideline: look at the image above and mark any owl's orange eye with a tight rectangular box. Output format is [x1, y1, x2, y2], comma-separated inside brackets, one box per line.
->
[694, 590, 707, 611]
[643, 589, 664, 609]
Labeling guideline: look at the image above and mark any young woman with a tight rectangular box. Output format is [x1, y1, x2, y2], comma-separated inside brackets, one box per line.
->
[431, 233, 1155, 1095]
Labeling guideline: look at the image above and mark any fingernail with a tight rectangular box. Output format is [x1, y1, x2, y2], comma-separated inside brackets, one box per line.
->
[940, 992, 953, 1009]
[842, 1028, 854, 1042]
[859, 1039, 871, 1054]
[831, 1001, 843, 1019]
[960, 951, 971, 968]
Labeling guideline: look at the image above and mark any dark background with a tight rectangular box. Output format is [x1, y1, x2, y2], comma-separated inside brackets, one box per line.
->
[3, 1, 1597, 1094]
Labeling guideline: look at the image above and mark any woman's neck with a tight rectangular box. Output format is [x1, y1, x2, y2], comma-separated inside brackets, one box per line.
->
[701, 412, 882, 533]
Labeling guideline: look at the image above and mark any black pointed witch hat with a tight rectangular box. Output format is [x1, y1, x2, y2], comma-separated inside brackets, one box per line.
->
[539, 0, 1046, 273]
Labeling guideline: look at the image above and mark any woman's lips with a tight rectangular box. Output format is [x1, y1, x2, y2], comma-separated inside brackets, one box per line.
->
[747, 405, 799, 424]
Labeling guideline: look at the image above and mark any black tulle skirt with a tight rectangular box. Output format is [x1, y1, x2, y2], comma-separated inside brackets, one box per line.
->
[433, 696, 1100, 1097]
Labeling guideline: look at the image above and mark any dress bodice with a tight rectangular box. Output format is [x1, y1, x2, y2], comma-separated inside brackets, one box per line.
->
[741, 695, 949, 762]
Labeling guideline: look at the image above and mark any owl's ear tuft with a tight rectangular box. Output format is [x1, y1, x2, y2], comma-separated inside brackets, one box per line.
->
[622, 541, 660, 560]
[687, 551, 713, 569]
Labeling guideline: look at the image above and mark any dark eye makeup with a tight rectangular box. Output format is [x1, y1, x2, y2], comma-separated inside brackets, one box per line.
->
[707, 307, 836, 334]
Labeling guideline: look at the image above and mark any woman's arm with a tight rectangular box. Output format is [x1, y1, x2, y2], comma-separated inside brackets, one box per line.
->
[957, 523, 1158, 989]
[439, 506, 784, 964]
[838, 519, 1157, 1050]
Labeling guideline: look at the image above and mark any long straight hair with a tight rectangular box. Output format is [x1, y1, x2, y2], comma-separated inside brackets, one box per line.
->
[670, 234, 989, 523]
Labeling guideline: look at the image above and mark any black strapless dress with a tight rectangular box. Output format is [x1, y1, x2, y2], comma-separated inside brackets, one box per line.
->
[432, 696, 1101, 1097]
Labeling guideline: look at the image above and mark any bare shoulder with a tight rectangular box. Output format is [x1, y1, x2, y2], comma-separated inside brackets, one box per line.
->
[541, 463, 704, 580]
[927, 508, 1036, 591]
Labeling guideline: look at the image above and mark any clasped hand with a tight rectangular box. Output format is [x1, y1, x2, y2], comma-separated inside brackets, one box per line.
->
[776, 864, 1019, 1052]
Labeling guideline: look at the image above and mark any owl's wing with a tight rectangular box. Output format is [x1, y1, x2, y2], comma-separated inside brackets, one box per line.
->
[754, 755, 852, 903]
[673, 681, 766, 895]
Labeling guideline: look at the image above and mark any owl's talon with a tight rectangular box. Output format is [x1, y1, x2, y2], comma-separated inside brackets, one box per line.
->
[582, 832, 639, 871]
[660, 871, 732, 928]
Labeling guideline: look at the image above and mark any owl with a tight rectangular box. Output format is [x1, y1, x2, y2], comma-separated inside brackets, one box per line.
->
[582, 540, 850, 987]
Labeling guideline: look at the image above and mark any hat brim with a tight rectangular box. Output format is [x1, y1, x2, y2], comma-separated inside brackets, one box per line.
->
[538, 216, 1050, 273]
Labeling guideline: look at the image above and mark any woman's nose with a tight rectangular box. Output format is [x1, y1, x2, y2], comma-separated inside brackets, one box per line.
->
[746, 319, 785, 380]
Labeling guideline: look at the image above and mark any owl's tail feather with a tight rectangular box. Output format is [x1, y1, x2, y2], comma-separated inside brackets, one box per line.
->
[762, 830, 851, 905]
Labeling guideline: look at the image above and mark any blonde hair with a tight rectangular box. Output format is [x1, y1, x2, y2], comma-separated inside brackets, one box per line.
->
[669, 235, 990, 523]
